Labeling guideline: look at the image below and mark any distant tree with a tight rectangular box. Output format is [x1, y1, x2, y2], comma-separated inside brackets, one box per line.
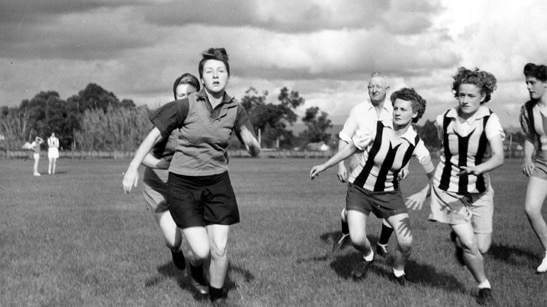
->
[70, 83, 122, 113]
[73, 105, 150, 151]
[240, 87, 304, 149]
[415, 120, 440, 150]
[300, 106, 332, 144]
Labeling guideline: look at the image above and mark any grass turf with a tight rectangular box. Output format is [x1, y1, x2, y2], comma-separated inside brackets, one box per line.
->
[0, 158, 546, 306]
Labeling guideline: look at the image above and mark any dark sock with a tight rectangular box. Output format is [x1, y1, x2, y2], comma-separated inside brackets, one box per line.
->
[378, 224, 393, 245]
[341, 219, 349, 235]
[209, 285, 224, 301]
[190, 263, 206, 284]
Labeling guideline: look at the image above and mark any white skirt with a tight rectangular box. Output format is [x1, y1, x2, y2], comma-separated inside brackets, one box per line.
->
[48, 147, 59, 159]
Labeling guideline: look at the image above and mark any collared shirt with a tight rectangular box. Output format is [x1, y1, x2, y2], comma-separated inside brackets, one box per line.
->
[348, 122, 433, 192]
[339, 100, 393, 143]
[433, 106, 505, 194]
[150, 90, 251, 176]
[339, 100, 393, 172]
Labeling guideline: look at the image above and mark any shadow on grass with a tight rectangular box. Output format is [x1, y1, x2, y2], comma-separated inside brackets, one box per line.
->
[329, 253, 466, 294]
[487, 243, 539, 265]
[144, 260, 255, 301]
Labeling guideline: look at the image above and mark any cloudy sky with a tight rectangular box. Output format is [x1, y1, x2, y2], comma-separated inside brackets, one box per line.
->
[1, 0, 546, 129]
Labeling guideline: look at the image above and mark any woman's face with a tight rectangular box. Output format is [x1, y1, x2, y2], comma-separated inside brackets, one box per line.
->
[175, 83, 197, 100]
[526, 76, 547, 100]
[201, 59, 229, 95]
[456, 83, 484, 118]
[393, 98, 416, 128]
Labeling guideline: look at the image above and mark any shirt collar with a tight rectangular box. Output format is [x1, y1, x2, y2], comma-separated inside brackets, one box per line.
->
[445, 105, 491, 121]
[196, 89, 234, 105]
[399, 125, 418, 144]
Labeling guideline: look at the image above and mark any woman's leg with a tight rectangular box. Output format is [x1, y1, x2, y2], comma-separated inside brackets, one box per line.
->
[52, 158, 57, 174]
[524, 176, 547, 250]
[48, 157, 53, 174]
[33, 155, 39, 174]
[347, 210, 371, 255]
[206, 224, 230, 289]
[452, 223, 487, 283]
[153, 210, 182, 250]
[182, 226, 210, 266]
[386, 213, 412, 272]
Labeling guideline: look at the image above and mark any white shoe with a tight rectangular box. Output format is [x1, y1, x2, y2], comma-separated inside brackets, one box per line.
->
[537, 255, 547, 273]
[34, 173, 41, 176]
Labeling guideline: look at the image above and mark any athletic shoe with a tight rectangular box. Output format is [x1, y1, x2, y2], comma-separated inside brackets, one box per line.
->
[376, 243, 390, 258]
[450, 231, 465, 266]
[33, 173, 41, 176]
[351, 259, 373, 280]
[332, 233, 350, 254]
[476, 288, 492, 305]
[188, 265, 208, 295]
[171, 249, 186, 271]
[536, 255, 547, 273]
[392, 273, 407, 286]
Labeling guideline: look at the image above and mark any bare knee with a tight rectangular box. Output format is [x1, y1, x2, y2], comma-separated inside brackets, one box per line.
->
[209, 240, 228, 260]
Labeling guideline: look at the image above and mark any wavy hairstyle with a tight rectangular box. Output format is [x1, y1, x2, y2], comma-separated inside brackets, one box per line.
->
[198, 48, 230, 78]
[390, 87, 426, 123]
[452, 67, 497, 103]
[172, 73, 200, 99]
[523, 63, 547, 82]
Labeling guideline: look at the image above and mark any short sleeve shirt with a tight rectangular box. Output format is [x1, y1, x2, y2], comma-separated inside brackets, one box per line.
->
[150, 90, 251, 176]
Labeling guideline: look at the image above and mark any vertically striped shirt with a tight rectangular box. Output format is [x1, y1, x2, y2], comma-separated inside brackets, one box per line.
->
[433, 106, 505, 194]
[520, 100, 547, 152]
[348, 121, 433, 192]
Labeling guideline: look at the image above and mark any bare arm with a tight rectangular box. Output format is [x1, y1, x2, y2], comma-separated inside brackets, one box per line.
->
[142, 153, 171, 170]
[522, 138, 536, 177]
[458, 134, 504, 176]
[122, 127, 162, 193]
[310, 143, 358, 180]
[239, 125, 261, 157]
[337, 139, 350, 182]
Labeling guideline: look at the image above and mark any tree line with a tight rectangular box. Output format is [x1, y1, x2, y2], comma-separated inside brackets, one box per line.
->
[0, 83, 335, 152]
[0, 83, 524, 153]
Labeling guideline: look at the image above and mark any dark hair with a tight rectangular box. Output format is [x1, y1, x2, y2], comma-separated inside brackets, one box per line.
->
[523, 63, 547, 82]
[452, 67, 497, 103]
[172, 73, 200, 99]
[198, 48, 230, 78]
[390, 87, 426, 123]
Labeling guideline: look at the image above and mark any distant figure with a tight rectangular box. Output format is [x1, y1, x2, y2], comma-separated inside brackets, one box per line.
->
[30, 136, 44, 176]
[47, 132, 60, 175]
[519, 62, 547, 274]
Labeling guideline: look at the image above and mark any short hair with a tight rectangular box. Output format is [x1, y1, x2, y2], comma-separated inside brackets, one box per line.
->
[523, 63, 547, 82]
[452, 67, 497, 103]
[198, 48, 230, 78]
[390, 87, 426, 123]
[172, 73, 200, 99]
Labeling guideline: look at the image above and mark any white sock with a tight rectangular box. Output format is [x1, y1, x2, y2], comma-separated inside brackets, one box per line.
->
[478, 279, 491, 289]
[363, 250, 374, 262]
[393, 268, 405, 277]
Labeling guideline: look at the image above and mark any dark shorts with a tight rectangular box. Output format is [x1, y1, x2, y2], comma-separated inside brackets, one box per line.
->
[346, 183, 407, 218]
[168, 171, 240, 228]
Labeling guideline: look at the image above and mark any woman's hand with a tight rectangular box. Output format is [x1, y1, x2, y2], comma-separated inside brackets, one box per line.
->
[122, 165, 139, 193]
[310, 164, 327, 180]
[522, 159, 535, 177]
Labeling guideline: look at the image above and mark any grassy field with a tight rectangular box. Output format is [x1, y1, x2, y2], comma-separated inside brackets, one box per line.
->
[0, 158, 546, 306]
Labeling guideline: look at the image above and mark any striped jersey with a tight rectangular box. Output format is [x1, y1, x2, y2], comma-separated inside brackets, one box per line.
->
[520, 100, 547, 152]
[433, 106, 505, 194]
[348, 121, 433, 192]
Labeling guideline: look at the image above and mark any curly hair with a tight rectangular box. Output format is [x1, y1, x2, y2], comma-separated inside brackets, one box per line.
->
[390, 87, 426, 123]
[452, 67, 497, 103]
[198, 47, 230, 78]
[523, 63, 547, 82]
[172, 73, 200, 99]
